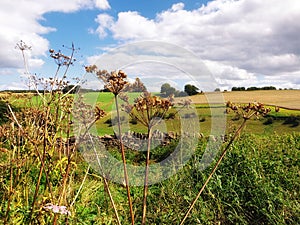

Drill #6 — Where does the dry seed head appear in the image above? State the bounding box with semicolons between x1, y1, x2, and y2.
226;101;271;119
131;92;173;127
119;92;129;103
15;40;31;51
95;106;106;120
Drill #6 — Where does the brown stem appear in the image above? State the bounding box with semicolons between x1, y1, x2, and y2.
115;95;135;225
103;176;122;225
180;115;251;225
3;149;15;224
29;116;49;223
141;127;152;225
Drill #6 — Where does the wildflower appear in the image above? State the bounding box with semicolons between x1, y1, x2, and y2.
128;91;173;128
49;49;75;66
226;101;271;119
85;65;129;96
15;40;31;51
95;106;106;120
43;203;71;216
73;95;105;126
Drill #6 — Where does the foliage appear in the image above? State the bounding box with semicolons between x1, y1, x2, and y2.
62;85;80;94
247;86;277;91
0;100;18;125
232;86;277;91
184;84;199;96
232;86;246;91
160;83;177;97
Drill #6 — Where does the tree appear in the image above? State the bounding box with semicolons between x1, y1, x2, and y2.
232;87;245;91
184;84;199;96
160;83;176;97
130;78;147;92
62;85;80;94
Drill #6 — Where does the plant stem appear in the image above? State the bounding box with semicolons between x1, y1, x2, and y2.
29;113;49;223
70;164;90;207
141;127;152;225
179;117;250;225
103;176;122;225
3;147;15;225
115;95;135;225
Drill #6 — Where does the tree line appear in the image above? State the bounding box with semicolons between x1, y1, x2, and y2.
231;86;277;91
160;83;201;97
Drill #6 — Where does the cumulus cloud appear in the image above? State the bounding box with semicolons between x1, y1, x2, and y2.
0;0;109;71
94;0;300;89
94;0;111;10
171;3;185;12
93;14;115;38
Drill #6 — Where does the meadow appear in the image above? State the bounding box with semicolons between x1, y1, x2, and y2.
0;89;299;224
75;90;300;136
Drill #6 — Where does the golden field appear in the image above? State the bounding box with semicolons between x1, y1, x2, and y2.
187;90;300;110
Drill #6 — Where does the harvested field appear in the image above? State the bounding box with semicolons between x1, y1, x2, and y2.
187;90;300;110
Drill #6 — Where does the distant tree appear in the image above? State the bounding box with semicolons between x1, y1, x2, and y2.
184;84;199;96
160;83;176;97
246;86;276;91
246;86;259;91
232;87;245;91
130;78;147;92
261;86;276;90
62;85;80;94
177;91;188;97
214;88;221;92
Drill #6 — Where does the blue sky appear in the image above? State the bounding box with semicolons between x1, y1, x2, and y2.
40;0;207;59
1;0;300;91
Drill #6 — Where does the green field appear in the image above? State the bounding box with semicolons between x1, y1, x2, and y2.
70;91;300;136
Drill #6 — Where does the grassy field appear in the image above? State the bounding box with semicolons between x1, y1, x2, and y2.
75;90;300;136
0;89;299;224
1;90;299;136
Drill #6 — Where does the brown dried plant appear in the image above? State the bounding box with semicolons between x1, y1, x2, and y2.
85;65;134;225
3;41;93;224
123;91;173;225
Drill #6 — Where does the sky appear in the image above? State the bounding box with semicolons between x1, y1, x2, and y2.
1;0;300;91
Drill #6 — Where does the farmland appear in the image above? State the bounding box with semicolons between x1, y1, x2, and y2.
75;90;300;136
189;89;300;110
0;89;299;224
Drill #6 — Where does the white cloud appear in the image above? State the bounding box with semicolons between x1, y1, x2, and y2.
112;12;157;40
0;0;109;71
94;0;111;10
94;14;114;38
171;3;185;12
0;82;28;91
94;0;300;89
